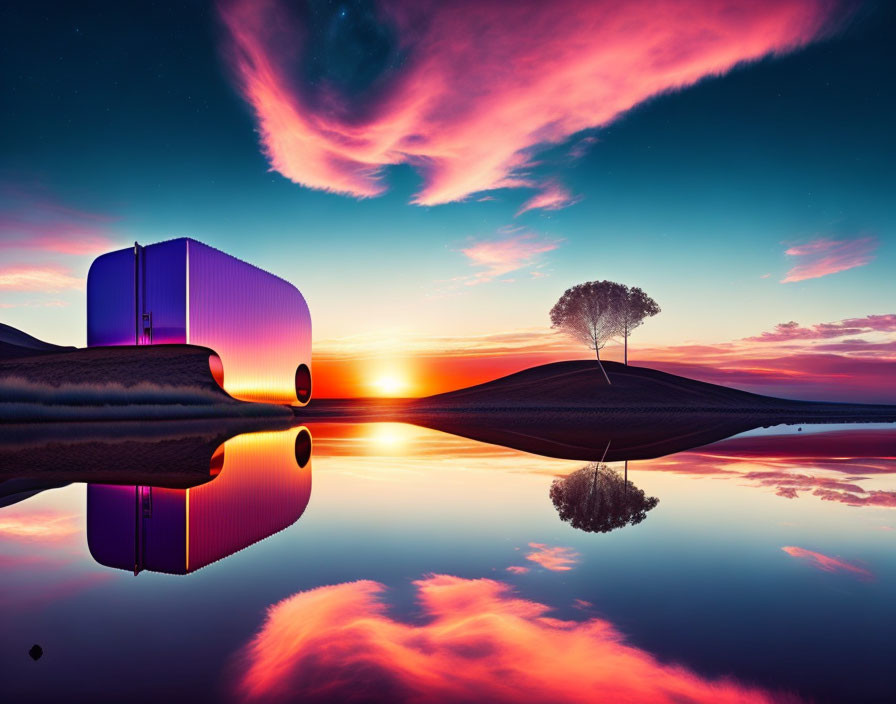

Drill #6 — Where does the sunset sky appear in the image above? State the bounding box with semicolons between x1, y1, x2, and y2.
2;1;894;400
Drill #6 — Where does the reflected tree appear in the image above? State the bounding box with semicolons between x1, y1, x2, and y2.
550;462;659;533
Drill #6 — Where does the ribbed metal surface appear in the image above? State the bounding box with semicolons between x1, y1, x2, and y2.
187;240;311;404
141;239;187;344
86;249;137;346
186;427;312;572
86;237;312;405
85;427;312;575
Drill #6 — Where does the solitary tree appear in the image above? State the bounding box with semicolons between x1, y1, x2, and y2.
549;280;624;384
549;462;659;534
613;285;660;365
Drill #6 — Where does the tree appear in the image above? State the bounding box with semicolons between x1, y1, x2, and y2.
549;462;659;534
549;280;624;385
613;285;660;365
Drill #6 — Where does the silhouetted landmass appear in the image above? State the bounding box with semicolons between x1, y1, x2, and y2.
417;361;896;414
300;361;896;461
0;416;294;506
0;322;74;360
0;341;292;422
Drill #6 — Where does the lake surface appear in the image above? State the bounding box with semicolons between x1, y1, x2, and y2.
1;420;894;703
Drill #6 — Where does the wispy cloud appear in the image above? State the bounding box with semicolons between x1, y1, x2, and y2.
782;546;872;579
219;0;845;205
525;543;580;571
516;183;580;216
0;265;83;291
0;183;118;255
237;574;783;703
781;236;877;283
0;512;80;541
745;315;896;342
0;299;69;309
459;228;561;285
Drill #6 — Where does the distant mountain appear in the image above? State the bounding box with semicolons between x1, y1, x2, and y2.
0;323;75;360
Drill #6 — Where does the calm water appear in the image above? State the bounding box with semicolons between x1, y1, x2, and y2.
1;421;894;703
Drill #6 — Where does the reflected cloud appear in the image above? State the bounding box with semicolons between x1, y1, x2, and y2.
640;428;896;510
236;574;794;703
782;546;872;579
525;543;579;571
550;462;659;533
0;511;80;541
87;427;312;575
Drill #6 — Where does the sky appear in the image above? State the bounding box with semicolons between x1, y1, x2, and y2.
1;0;894;400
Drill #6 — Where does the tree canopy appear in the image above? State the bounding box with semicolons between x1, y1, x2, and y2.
549;462;659;534
613;286;660;364
549;280;622;383
549;280;660;381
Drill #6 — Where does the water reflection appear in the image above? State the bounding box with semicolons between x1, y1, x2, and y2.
410;414;760;461
236;574;786;704
0;418;296;507
550;461;659;533
87;427;312;575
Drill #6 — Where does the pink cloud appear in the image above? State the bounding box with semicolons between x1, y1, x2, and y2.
0;183;118;255
516;183;580;216
460;229;560;284
781;546;872;579
640;428;896;508
0;265;83;292
525;542;580;571
219;0;845;204
506;565;530;574
745;315;896;343
236;574;790;703
781;236;877;283
0;512;80;541
0;299;69;309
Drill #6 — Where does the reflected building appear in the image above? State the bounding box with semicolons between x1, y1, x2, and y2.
550;462;658;533
87;238;312;405
87;427;312;575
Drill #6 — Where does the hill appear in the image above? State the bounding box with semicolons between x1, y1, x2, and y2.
418;360;895;415
393;360;896;460
0;342;291;422
0;322;74;360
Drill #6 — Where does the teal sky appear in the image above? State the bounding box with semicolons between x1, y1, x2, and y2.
1;1;894;396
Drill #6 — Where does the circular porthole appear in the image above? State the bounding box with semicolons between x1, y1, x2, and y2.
209;444;225;477
295;364;312;404
208;353;225;388
294;428;312;468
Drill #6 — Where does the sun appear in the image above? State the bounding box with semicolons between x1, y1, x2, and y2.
372;375;407;396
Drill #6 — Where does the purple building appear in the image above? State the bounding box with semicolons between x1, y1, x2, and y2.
87;427;313;575
87;238;311;405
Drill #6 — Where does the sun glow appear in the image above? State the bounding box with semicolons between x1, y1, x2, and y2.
371;374;408;396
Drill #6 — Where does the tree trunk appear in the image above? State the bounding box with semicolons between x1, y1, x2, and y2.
624;320;628;365
595;347;611;385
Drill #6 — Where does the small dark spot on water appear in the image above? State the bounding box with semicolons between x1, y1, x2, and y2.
29;644;43;661
798;427;802;432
